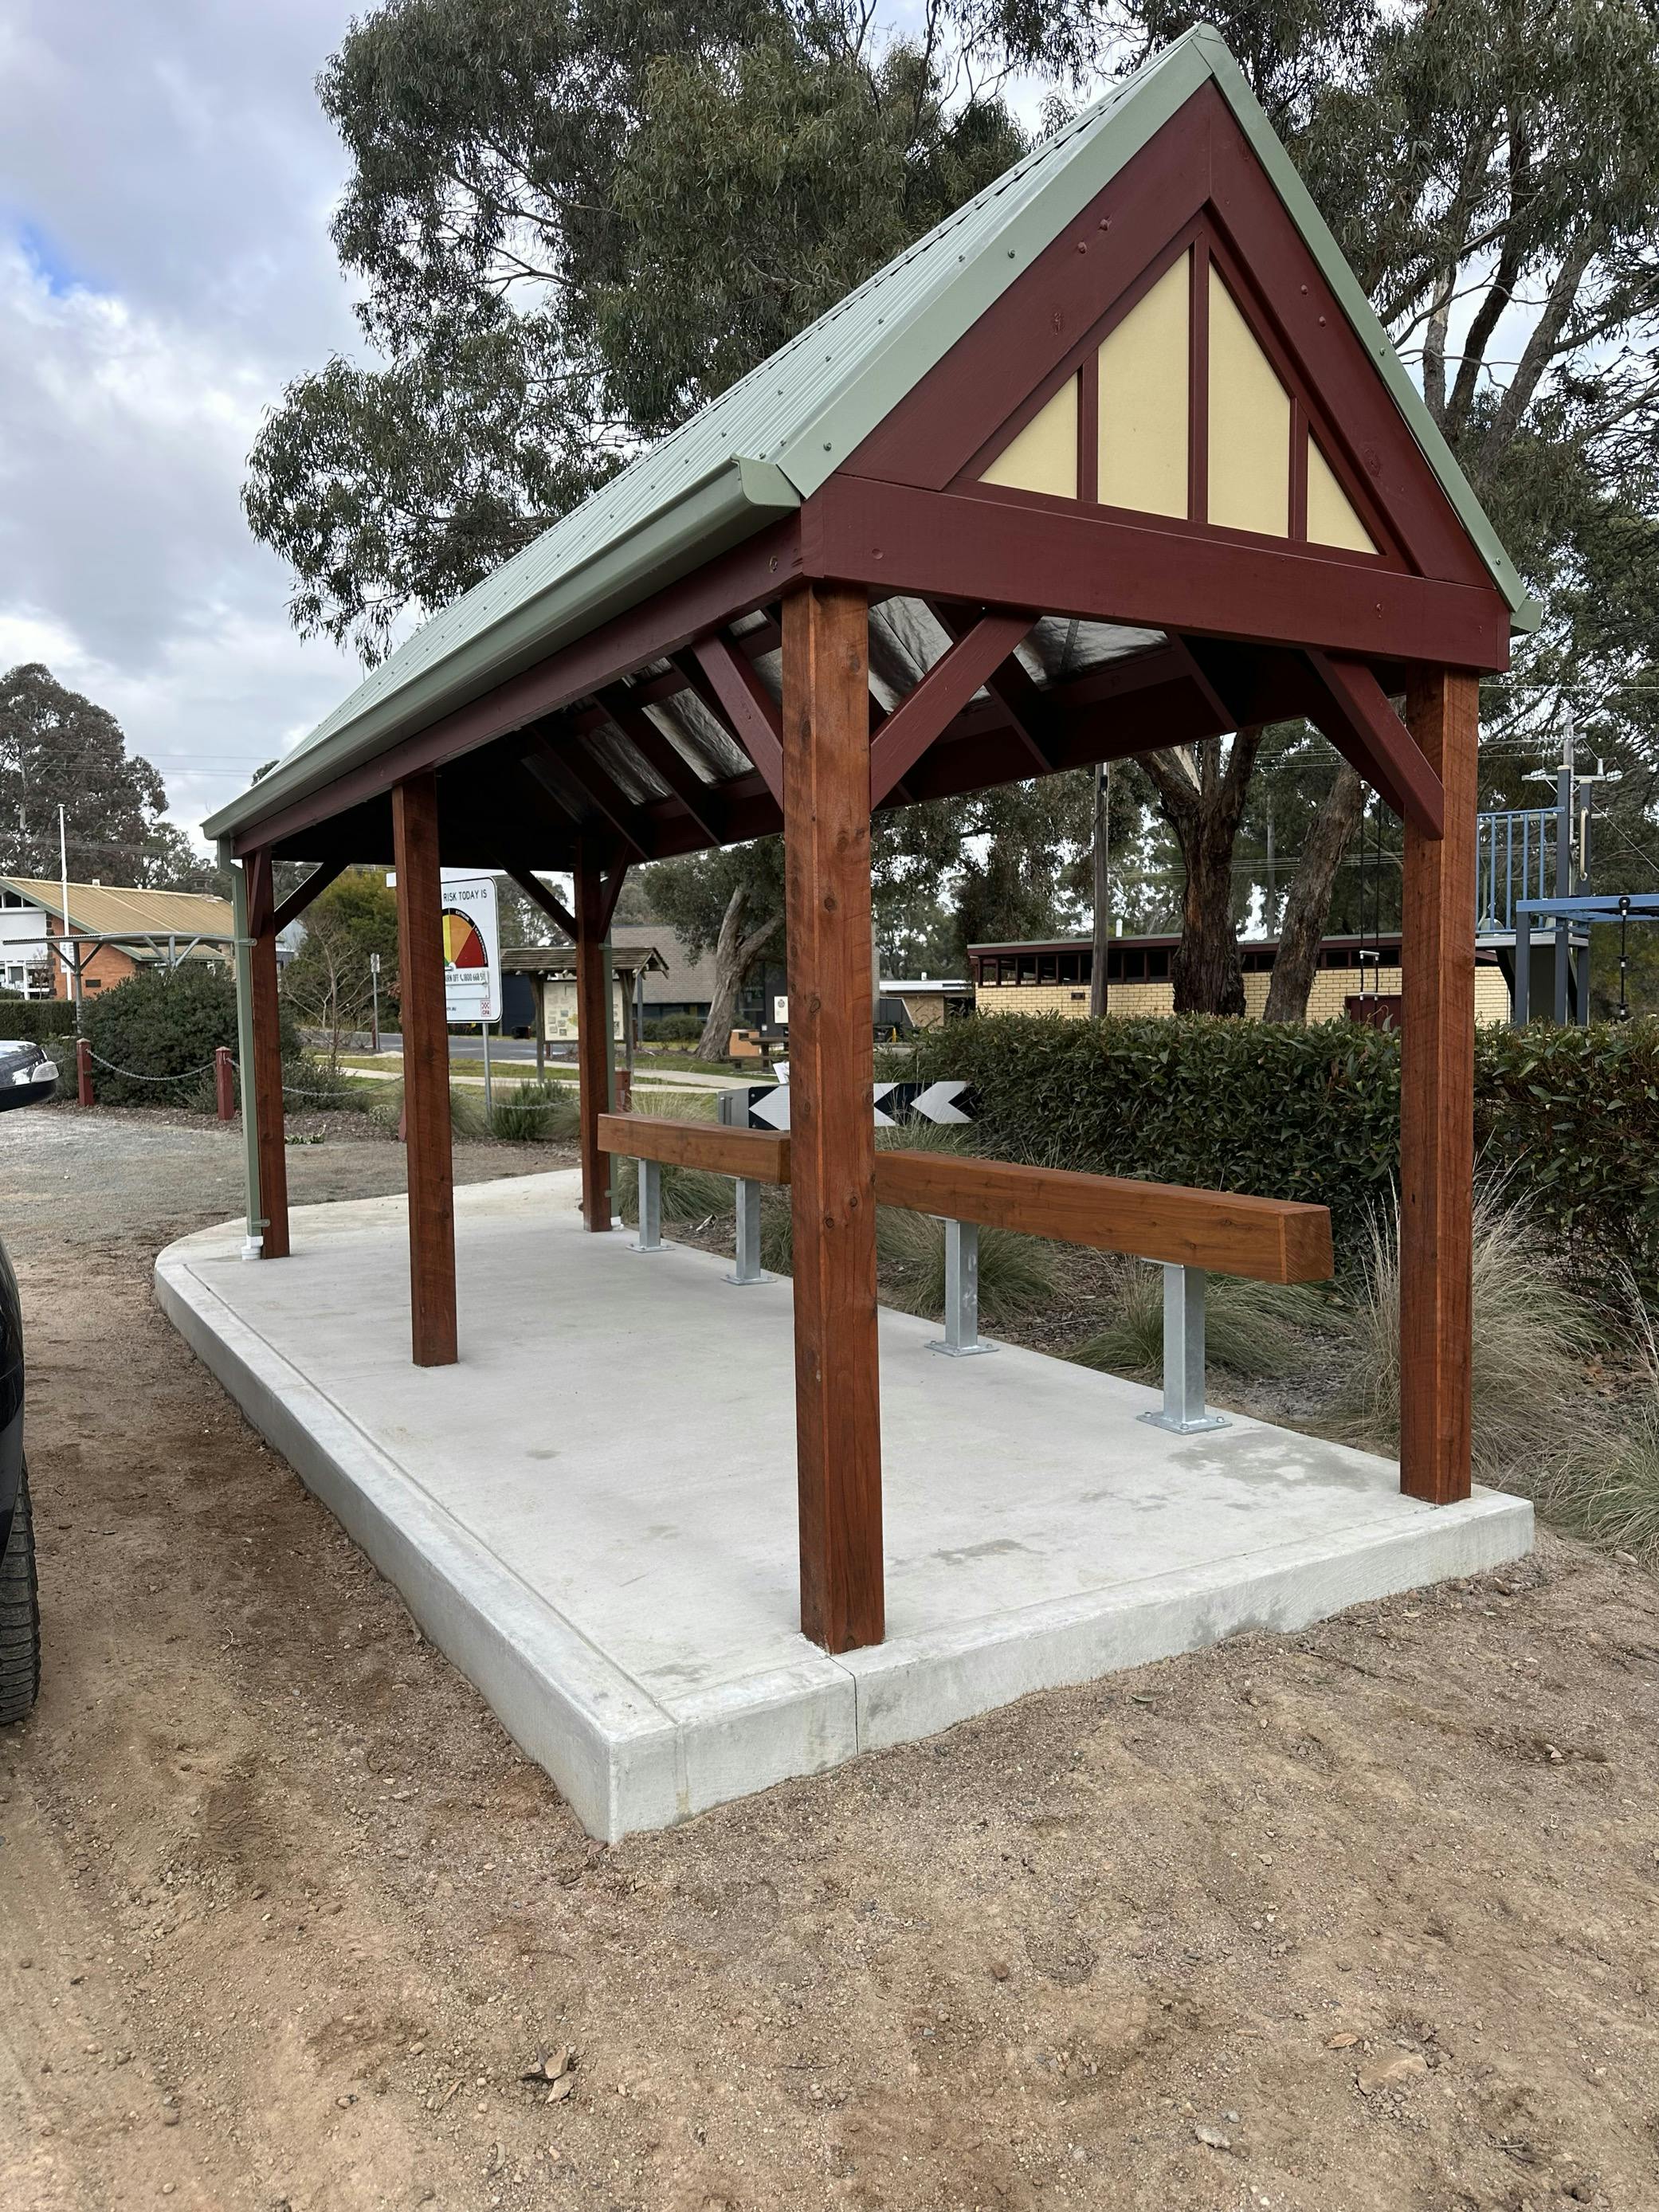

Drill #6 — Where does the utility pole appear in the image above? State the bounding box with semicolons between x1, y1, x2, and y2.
1090;760;1112;1018
58;803;80;1023
1553;716;1574;1026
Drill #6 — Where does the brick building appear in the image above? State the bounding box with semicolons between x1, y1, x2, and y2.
970;932;1512;1026
0;878;234;1000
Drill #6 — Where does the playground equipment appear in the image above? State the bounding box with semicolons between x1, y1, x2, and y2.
1477;724;1641;1026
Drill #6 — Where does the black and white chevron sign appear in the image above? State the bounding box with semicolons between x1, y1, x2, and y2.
717;1080;975;1133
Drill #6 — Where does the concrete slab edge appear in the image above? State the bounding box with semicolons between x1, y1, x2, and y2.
155;1241;858;1840
844;1489;1533;1751
156;1245;678;1840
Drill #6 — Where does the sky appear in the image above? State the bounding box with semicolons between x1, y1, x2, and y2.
0;0;366;848
0;2;1063;864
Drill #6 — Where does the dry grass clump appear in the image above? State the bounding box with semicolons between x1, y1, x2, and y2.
1068;1261;1328;1383
488;1079;579;1143
1324;1184;1598;1482
1532;1288;1659;1563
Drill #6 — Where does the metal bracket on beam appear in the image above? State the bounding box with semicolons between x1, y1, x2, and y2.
629;1157;665;1253
928;1218;996;1358
725;1176;771;1284
1138;1264;1229;1434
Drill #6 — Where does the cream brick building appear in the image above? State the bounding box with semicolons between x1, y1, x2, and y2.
970;935;1512;1026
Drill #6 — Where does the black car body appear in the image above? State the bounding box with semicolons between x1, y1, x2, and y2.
0;1033;58;1719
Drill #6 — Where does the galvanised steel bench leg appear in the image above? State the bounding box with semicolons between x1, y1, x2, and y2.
726;1176;768;1284
629;1157;663;1253
1139;1263;1228;1433
928;1218;994;1357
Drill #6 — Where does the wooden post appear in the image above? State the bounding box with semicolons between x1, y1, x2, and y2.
1400;669;1477;1504
214;1045;235;1123
782;582;884;1652
575;851;613;1230
245;849;290;1260
392;773;457;1366
75;1037;92;1108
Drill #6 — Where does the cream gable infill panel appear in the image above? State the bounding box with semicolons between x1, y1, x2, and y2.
1206;267;1289;537
980;375;1079;499
1097;253;1190;518
1307;434;1378;554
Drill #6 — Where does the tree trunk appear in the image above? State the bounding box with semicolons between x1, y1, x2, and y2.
1171;805;1247;1014
1263;761;1367;1022
1141;731;1262;1017
696;884;781;1059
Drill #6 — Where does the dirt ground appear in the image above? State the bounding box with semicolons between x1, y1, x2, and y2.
2;1105;1657;2212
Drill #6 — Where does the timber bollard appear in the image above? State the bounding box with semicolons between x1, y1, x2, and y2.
76;1038;92;1108
214;1045;236;1122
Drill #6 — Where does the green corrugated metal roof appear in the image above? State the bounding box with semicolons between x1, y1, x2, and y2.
207;24;1531;845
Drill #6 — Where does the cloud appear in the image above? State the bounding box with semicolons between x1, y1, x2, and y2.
0;1;366;847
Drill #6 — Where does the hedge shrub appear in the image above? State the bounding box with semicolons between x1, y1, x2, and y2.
0;997;78;1044
912;1013;1659;1287
642;1013;705;1043
78;966;297;1110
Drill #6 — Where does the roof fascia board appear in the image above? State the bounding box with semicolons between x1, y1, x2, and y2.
1189;28;1536;630
204;456;798;844
771;41;1214;504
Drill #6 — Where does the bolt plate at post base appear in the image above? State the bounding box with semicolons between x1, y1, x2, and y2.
1138;1407;1230;1435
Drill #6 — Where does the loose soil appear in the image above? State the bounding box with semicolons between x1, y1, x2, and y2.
2;1105;1657;2212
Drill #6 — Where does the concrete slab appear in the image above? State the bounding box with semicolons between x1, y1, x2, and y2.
155;1170;1532;1839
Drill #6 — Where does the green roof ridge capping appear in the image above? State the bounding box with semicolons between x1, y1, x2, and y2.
206;25;1531;845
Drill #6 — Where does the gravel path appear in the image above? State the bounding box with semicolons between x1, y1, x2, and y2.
1;1103;1656;2212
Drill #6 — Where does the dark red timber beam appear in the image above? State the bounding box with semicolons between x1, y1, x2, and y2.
1304;649;1445;837
595;681;729;845
688;631;786;804
928;602;1053;771
504;865;577;940
803;478;1512;671
868;610;1037;804
270;857;348;935
230;521;801;857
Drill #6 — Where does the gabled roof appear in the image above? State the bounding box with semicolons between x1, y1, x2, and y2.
0;877;233;938
206;22;1528;847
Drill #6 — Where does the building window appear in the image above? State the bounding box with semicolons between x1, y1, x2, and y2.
1016;955;1037;984
1037;955;1058;983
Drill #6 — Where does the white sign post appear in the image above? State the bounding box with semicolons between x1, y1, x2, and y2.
439;873;501;1026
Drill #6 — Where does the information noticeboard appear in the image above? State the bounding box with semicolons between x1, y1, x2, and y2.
439;873;501;1025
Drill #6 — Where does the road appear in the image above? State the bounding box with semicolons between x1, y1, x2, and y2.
1;1104;1655;2211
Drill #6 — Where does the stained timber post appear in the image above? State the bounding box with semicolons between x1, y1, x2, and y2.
1400;669;1477;1504
245;846;290;1261
575;847;614;1231
782;581;884;1652
392;772;458;1366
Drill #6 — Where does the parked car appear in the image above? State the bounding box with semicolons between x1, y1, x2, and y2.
0;1037;57;1724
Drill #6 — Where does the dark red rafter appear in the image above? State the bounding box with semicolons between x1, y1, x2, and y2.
868;610;1036;805
595;682;728;845
271;857;348;936
1304;649;1444;838
929;603;1053;772
524;731;653;862
689;632;786;804
504;865;577;940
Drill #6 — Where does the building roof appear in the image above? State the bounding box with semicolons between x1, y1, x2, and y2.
503;943;667;979
0;877;233;940
203;24;1528;851
608;922;727;1006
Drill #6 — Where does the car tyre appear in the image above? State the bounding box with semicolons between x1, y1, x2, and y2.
0;1460;40;1724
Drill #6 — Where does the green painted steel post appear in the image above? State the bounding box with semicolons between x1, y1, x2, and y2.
226;847;266;1257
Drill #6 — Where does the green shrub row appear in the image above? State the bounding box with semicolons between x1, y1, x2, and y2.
642;1013;705;1043
910;1013;1659;1287
0;996;79;1043
74;967;296;1109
